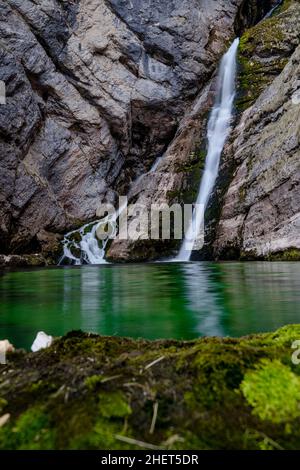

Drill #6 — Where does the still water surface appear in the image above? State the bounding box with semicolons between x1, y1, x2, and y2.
0;262;299;349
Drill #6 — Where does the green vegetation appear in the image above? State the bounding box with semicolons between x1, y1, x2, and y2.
1;326;300;449
0;398;8;414
167;147;207;207
236;0;296;111
241;359;300;423
0;407;55;450
267;248;300;262
241;248;300;261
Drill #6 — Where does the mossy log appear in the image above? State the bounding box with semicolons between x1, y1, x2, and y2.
1;325;300;450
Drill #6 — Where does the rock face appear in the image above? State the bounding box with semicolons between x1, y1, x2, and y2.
213;2;300;260
0;0;296;263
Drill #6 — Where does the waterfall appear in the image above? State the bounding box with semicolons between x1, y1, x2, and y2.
60;155;164;265
263;0;283;19
60;200;128;265
60;39;239;266
175;38;239;262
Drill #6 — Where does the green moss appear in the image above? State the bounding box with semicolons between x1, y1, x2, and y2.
84;374;104;391
241;359;300;423
0;407;54;450
241;324;300;349
277;0;296;14
0;398;8;414
1;326;300;449
236;4;293;111
176;149;206;173
267;248;300;261
241;248;300;262
68;232;82;243
99;391;132;419
26;380;57;396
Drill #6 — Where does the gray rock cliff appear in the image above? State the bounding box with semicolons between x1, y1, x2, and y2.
0;0;296;263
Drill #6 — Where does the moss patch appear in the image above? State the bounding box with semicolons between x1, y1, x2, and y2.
236;1;299;111
0;407;55;450
99;391;132;419
267;248;300;261
241;248;300;262
241;359;300;423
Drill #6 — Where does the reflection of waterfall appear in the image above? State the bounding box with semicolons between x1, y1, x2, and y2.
79;267;101;332
176;39;239;261
181;263;224;337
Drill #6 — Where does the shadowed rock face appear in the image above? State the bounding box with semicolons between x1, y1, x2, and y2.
0;0;284;262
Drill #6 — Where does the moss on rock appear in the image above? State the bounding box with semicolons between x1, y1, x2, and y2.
1;326;300;449
236;0;300;111
0;406;55;450
267;248;300;261
241;248;300;261
241;359;300;424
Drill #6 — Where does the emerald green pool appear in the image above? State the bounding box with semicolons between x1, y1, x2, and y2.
0;262;299;350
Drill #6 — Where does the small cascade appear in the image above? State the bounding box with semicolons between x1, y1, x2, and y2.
59;155;164;265
176;38;240;262
60;200;127;265
263;0;283;19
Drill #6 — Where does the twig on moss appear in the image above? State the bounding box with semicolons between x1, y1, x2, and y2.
149;401;158;434
144;355;165;371
115;434;162;450
101;374;123;383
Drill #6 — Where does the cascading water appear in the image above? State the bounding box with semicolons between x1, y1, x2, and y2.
60;38;240;266
60;154;165;265
176;38;240;262
60;200;128;265
263;0;283;19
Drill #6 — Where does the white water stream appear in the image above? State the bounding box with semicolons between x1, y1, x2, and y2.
60;157;164;265
175;38;240;262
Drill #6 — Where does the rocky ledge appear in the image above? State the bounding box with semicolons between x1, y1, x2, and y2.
0;325;300;449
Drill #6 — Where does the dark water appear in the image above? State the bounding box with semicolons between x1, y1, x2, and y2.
0;262;299;350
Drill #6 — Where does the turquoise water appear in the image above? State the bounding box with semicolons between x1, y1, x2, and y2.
0;262;299;350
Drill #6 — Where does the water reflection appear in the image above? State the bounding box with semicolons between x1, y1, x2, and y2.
0;262;299;349
181;263;224;336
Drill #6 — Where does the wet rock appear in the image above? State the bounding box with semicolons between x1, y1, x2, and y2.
0;254;47;267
